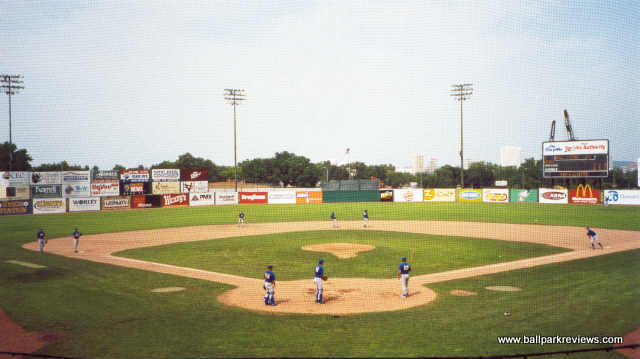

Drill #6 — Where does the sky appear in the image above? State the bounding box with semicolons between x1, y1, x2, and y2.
0;1;638;170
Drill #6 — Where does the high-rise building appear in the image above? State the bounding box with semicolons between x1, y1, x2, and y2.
463;158;474;170
413;154;425;174
500;146;521;167
426;157;438;173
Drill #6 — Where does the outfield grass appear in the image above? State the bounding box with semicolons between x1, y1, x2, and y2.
0;202;638;358
116;230;569;280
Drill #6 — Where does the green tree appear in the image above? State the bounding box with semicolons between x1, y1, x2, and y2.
151;153;224;182
33;161;88;171
0;142;32;171
242;152;321;187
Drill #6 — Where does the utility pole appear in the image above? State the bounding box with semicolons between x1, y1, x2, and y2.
450;83;472;188
1;74;24;172
224;89;246;192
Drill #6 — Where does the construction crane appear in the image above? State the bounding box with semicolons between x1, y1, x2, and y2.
549;109;576;141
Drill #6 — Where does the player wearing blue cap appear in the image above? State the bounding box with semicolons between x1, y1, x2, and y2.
72;227;82;253
397;256;411;297
314;259;327;303
37;228;46;253
264;265;276;305
238;210;245;225
586;226;604;249
363;209;369;227
330;211;338;228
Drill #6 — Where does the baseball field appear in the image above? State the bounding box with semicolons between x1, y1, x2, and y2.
1;202;639;358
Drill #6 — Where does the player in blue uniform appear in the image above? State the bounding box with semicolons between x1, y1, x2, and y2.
397;256;411;297
586;226;603;249
238;210;245;225
72;227;82;253
264;265;276;305
37;228;46;253
314;259;326;303
363;209;369;227
330;211;338;228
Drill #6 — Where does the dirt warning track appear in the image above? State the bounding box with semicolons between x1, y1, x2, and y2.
23;221;640;315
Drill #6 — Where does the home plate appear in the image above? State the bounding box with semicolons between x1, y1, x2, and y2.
6;260;47;269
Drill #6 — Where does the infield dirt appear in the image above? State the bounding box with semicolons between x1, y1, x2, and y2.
23;220;640;315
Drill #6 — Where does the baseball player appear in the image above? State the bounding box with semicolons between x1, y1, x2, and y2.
363;209;369;227
330;211;338;228
37;228;46;253
586;226;604;249
397;256;411;297
72;227;82;253
263;264;276;306
238;210;245;225
314;259;327;303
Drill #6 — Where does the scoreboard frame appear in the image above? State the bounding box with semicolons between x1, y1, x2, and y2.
542;139;609;178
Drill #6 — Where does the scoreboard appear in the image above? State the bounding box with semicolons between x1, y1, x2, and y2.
542;139;609;178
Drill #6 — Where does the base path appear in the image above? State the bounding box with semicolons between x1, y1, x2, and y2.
23;221;640;315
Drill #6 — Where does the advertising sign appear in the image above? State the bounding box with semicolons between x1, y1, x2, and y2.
379;189;394;202
457;189;482;202
180;169;208;182
538;188;569;204
482;188;510;203
69;197;100;212
101;196;131;210
120;182;147;195
62;171;91;198
91;179;120;196
215;192;238;205
31;184;63;198
296;190;323;204
268;190;296;204
152;181;180;194
151;169;180;182
180;181;208;193
604;190;640;205
495;180;508;187
189;192;215;206
2;186;30;200
569;184;600;204
542;139;609;178
30;172;62;185
93;170;119;179
509;189;538;203
120;169;150;182
423;188;456;202
239;191;268;204
162;193;189;207
0;200;32;216
33;198;66;214
0;171;32;186
132;195;162;209
393;189;424;202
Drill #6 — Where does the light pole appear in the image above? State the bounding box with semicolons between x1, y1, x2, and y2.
450;83;472;188
1;74;24;171
224;89;246;192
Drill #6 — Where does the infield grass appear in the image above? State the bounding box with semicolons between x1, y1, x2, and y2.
116;230;569;280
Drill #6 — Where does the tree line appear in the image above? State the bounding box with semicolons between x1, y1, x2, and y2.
1;142;637;189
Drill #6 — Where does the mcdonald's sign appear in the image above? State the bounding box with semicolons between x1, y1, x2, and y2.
569;184;600;204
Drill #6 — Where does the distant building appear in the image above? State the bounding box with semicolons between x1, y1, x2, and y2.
426;157;438;173
500;146;521;167
612;160;638;173
463;159;474;170
413;154;425;174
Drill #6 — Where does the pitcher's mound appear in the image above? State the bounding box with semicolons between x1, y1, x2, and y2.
451;289;477;296
151;287;186;293
301;243;375;258
485;286;522;292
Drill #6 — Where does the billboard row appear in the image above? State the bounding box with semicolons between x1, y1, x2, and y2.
569;184;600;204
189;192;215;206
458;189;482;202
482;188;509;203
31;172;62;185
180;169;208;181
296;190;322;204
604;190;640;205
120;170;150;183
91;179;120;197
379;189;393;202
101;196;131;210
152;181;180;195
62;171;91;198
0;171;31;186
162;193;189;207
32;184;63;198
239;192;268;204
33;198;66;214
268;190;296;204
69;197;101;212
132;195;162;209
216;192;238;205
1;186;30;200
181;181;208;193
151;169;180;182
538;188;569;204
393;189;423;202
423;188;456;202
510;189;538;202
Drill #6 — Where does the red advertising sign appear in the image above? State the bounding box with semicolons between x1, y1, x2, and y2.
238;191;268;204
132;195;147;209
180;169;208;181
162;193;189;207
569;184;600;204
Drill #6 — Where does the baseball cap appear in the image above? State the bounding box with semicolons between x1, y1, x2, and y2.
402;257;407;261
318;259;324;264
267;265;273;269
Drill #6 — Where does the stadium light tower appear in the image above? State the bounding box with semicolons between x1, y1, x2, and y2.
450;83;472;188
1;74;24;172
224;89;246;192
